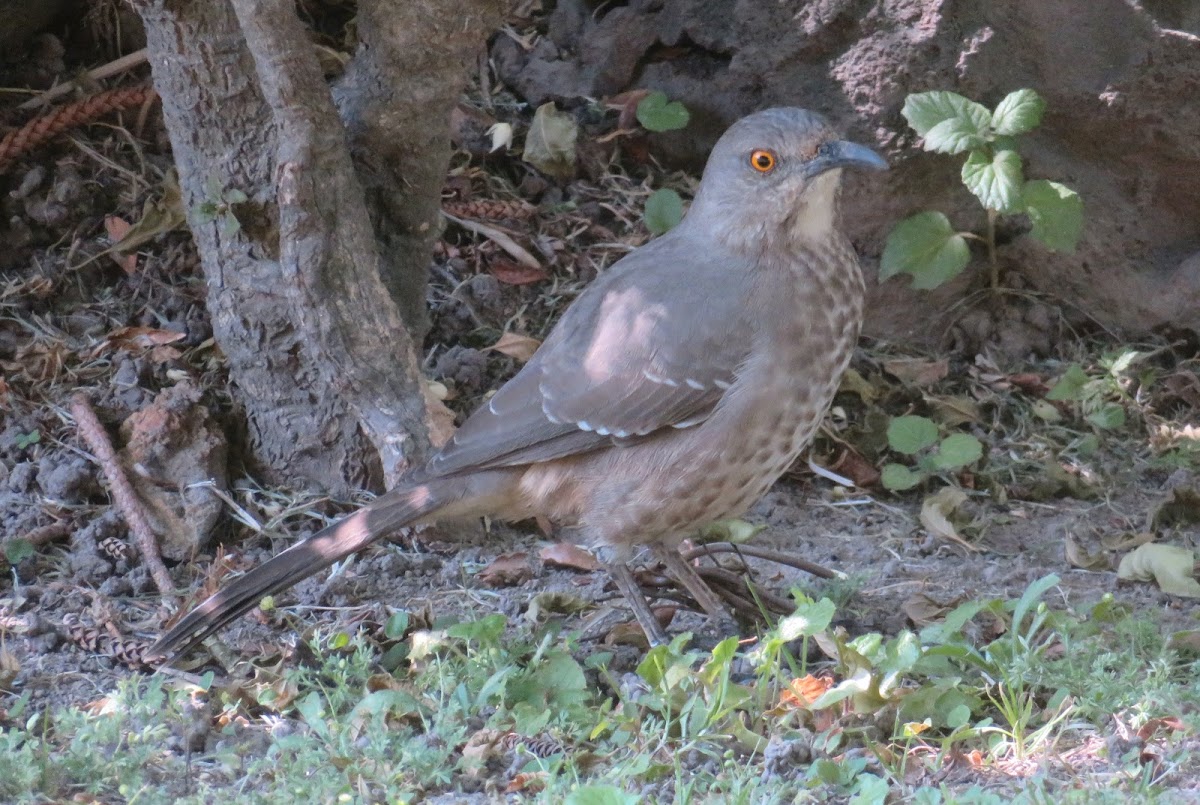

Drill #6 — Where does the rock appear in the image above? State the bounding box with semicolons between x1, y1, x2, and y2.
493;0;1200;342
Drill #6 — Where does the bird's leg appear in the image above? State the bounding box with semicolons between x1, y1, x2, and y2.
605;561;670;646
652;544;741;637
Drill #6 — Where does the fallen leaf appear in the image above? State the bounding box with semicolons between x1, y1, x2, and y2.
1007;373;1051;396
919;487;979;551
829;446;880;487
98;326;186;355
1065;534;1109;571
505;772;548;794
884;358;948;387
488;258;549;286
925;394;983;427
523;102;577;180
103;216;138;273
837;367;878;402
524;591;592;623
1117;543;1200;597
779;674;834;708
488;331;541;363
477;552;534;587
109;170;187;255
539;542;600;572
901;592;960;627
1101;531;1154;553
1136;716;1187;742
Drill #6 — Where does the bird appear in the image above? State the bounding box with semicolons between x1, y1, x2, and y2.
148;107;887;661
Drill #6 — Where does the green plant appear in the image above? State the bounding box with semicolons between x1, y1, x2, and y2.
881;89;1083;291
196;174;248;237
881;414;983;491
636;91;690;133
637;92;690;234
1043;349;1148;432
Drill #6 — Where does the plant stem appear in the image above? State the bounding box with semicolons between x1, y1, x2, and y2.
987;208;999;291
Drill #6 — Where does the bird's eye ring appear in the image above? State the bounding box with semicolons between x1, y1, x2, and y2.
749;149;777;173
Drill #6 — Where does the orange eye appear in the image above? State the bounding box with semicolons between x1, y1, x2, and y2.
750;149;777;173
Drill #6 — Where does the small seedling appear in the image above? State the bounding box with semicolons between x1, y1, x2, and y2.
196;174;248;237
636;91;690;133
881;414;983;491
637;92;690;234
881;89;1083;291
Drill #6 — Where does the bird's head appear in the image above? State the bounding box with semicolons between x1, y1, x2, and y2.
685;107;887;254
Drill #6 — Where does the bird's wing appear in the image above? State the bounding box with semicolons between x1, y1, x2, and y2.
427;235;757;476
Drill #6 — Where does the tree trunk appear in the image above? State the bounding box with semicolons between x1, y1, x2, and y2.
133;0;499;494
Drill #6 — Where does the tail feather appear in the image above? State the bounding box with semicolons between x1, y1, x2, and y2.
148;481;446;662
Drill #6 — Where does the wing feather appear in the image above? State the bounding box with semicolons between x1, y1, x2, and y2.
427;234;756;477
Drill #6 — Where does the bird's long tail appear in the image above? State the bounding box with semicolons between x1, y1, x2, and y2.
148;472;494;663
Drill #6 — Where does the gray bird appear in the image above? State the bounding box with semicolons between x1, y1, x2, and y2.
149;107;887;660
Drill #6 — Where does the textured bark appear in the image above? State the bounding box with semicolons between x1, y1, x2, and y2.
134;0;496;494
334;0;502;339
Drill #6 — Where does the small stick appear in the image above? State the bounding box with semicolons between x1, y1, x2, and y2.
70;394;177;602
17;49;150;111
681;541;841;580
696;565;796;614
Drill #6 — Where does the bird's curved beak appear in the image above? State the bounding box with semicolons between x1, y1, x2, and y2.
805;140;889;179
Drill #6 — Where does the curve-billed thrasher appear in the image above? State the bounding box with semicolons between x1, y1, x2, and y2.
150;107;887;660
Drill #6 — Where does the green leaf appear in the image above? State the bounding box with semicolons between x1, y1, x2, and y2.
902;91;992;139
3;538;35;564
932;433;983;470
881;464;924;491
779;597;836;640
880;211;971;290
1022;179;1083;252
922;116;988;155
14;430;39;449
566;783;641;805
384;611;409;640
961;149;1024;213
1086;403;1126;430
991;89;1045;135
849;773;890;805
644;188;683;234
887;415;940;455
1045;364;1089;401
636;91;690;132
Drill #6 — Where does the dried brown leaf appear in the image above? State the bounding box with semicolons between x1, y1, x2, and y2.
103;216;138;274
919;487;979;551
488;258;549;286
1065;534;1110;571
478;551;534;587
539;542;600;572
488;331;542;363
884;358;948;387
902;592;960;627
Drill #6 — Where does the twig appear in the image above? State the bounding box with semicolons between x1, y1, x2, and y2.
0;85;157;174
443;211;542;269
69;394;177;602
17;49;150;111
696;565;797;614
681;541;842;580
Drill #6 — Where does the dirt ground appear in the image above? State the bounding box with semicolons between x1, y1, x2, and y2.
1;22;1199;802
